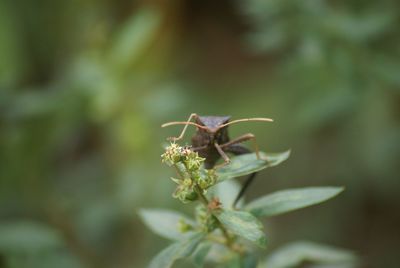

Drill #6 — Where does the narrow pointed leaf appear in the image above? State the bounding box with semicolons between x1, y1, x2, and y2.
216;210;266;247
260;150;291;167
245;187;344;218
149;233;204;268
216;151;290;182
139;209;195;240
260;241;358;268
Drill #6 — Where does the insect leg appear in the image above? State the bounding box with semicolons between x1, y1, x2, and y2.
168;113;199;141
214;143;231;169
220;133;261;159
191;145;208;152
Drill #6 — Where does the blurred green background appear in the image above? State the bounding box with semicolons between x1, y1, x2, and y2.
0;0;399;267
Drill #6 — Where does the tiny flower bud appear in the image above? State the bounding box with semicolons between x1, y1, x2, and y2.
208;197;222;211
178;218;193;233
198;178;208;189
170;177;180;184
181;146;193;158
183;178;192;186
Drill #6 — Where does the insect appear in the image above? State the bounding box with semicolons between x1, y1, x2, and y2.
161;113;273;206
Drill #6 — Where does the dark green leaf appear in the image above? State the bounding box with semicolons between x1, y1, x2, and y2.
149;233;204;268
245;187;344;217
260;241;358;268
217;151;290;183
216;210;266;247
139;209;195;240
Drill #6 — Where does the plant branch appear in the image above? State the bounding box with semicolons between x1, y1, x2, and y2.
194;185;234;247
172;152;240;254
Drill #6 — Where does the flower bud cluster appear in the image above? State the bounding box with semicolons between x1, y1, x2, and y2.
161;143;183;166
198;169;217;190
172;177;198;203
161;143;217;203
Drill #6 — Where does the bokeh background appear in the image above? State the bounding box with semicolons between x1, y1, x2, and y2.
0;0;399;267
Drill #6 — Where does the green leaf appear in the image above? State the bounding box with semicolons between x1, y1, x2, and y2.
149;233;204;268
0;221;64;254
203;243;230;263
245;187;344;217
213;180;243;208
139;209;195;240
260;241;358;268
191;242;212;267
216;210;266;247
260;151;291;167
216;151;290;183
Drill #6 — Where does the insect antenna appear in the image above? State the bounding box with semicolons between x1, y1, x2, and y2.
161;121;209;130
218;117;273;128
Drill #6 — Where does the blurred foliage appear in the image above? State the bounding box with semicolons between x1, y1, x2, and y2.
0;0;399;267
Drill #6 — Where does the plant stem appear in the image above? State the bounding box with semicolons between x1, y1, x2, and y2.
175;159;239;253
207;234;245;255
194;186;233;247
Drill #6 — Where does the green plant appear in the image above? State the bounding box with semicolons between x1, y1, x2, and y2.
139;143;357;268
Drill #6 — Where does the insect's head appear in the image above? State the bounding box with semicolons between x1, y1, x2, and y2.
196;116;231;133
